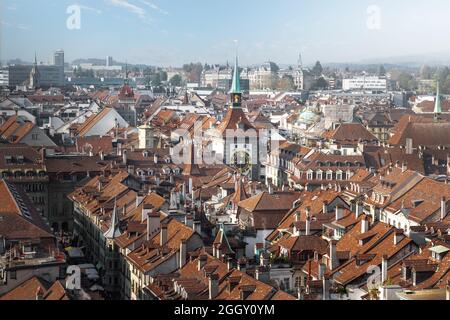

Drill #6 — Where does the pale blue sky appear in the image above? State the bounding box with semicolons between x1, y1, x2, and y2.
1;0;450;66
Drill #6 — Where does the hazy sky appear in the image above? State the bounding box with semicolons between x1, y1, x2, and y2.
1;0;450;67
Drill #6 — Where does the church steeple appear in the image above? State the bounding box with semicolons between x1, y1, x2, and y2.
434;81;442;121
230;54;242;108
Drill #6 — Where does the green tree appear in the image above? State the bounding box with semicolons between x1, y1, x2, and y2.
398;72;414;90
313;77;328;90
160;70;168;82
151;73;161;86
379;65;386;77
183;62;203;83
277;75;295;91
169;74;183;87
312;61;323;78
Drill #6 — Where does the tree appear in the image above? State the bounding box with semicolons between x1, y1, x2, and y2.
420;65;433;80
277;75;295;91
312;61;323;78
398;72;416;90
169;74;182;87
378;65;386;77
159;70;168;82
313;77;328;90
150;73;161;86
183;62;203;83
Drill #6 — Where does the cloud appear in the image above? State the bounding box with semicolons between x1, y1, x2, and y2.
105;0;146;19
77;4;102;14
1;20;30;31
138;0;168;15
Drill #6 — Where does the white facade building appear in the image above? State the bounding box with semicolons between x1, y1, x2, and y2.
343;76;387;91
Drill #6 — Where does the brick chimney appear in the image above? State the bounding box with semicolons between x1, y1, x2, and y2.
381;254;388;284
318;263;326;280
305;211;311;236
322;275;331;300
146;208;159;241
394;230;404;245
361;216;369;234
323;201;329;214
329;240;338;270
122;149;127;165
441;197;447;220
335;205;345;221
179;238;187;268
160;223;168;246
198;254;207;271
208;273;219;300
446;280;450;301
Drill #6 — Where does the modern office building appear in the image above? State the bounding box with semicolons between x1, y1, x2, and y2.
342;76;387;91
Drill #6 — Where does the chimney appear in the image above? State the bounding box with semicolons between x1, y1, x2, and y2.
136;192;144;208
198;254;207;271
405;138;413;155
318;263;326;280
122;149;127;165
160;224;168;246
146;208;159;241
193;220;202;235
394;230;404;245
268;182;274;195
446;280;450;301
323;201;329;214
99;151;104;161
305;211;311;236
209;274;219;300
255;266;270;283
295;211;300;222
329;240;338;270
179;238;187;268
355;201;363;219
381;255;388;284
322;275;330;301
401;162;407;173
361;216;369;234
154;153;158;164
189;178;193;194
227;258;234;271
237;258;247;273
335;205;345;221
35;287;44;301
441;197;447;220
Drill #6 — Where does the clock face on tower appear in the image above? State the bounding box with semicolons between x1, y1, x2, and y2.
232;93;241;105
231;150;251;174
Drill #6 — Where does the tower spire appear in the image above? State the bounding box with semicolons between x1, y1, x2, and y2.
230;41;242;108
434;80;442;121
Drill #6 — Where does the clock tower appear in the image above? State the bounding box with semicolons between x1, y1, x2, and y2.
212;54;261;181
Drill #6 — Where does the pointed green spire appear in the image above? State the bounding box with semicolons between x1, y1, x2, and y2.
434;81;442;115
230;55;241;94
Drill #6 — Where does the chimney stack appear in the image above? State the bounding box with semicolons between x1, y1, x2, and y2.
179;239;187;268
154;153;158;164
446;280;450;301
405;138;413;155
99;151;104;161
401;162;408;173
329;240;338;270
193;220;202;235
322;275;331;301
355;201;363;219
381;255;388;284
335;205;344;221
318;263;326;280
361;216;369;234
146;208;159;241
394;230;404;245
227;258;234;271
198;254;207;271
441;197;447;220
209;274;219;300
160;224;168;246
122;149;127;165
323;201;329;214
305;211;311;236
